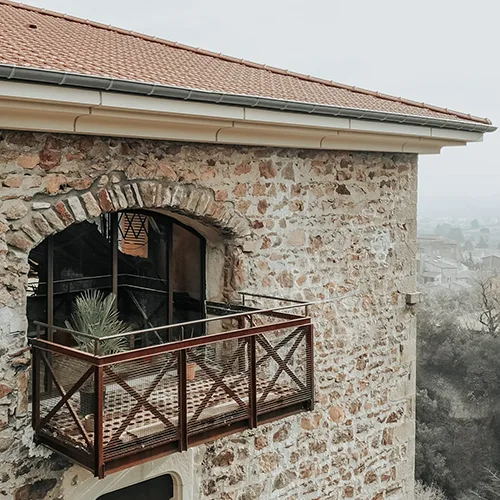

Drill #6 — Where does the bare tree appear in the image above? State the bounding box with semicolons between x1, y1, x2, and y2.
465;469;500;499
477;277;500;336
415;481;447;500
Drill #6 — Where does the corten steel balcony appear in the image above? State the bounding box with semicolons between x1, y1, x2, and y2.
29;296;315;478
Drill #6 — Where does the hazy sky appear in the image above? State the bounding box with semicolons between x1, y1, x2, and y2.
21;0;500;216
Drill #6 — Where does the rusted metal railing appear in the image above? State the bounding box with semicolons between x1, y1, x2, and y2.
29;301;315;478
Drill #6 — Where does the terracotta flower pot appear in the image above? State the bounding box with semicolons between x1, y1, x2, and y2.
186;363;197;381
83;414;94;433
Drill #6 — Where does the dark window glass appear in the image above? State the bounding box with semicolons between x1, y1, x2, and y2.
27;211;206;345
172;222;204;339
27;237;47;334
27;218;112;343
117;212;170;346
97;474;174;500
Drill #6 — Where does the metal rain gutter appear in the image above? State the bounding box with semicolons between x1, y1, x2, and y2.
0;64;496;134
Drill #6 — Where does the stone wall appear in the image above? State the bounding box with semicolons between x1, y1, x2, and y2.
0;130;417;499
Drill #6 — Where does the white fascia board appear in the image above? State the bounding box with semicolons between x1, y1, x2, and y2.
350;118;432;138
0;80;100;106
430;127;484;142
0;98;89;115
75;114;222;143
101;92;244;121
401;137;466;154
88;106;230;128
0;81;484;153
217;126;324;149
243;107;351;131
75;106;231;142
0;98;90;133
322;132;441;154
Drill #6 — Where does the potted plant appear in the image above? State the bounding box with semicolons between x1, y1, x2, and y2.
65;290;130;415
186;362;197;381
183;327;199;381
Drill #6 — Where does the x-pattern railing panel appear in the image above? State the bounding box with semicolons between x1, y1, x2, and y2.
102;354;178;457
39;351;94;452
186;340;250;427
31;312;314;478
256;327;308;405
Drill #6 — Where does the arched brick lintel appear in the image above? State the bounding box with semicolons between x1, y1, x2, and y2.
5;181;251;254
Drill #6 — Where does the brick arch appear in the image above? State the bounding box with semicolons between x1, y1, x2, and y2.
6;180;251;254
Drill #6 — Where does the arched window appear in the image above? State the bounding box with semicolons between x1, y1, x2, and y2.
97;474;174;500
27;210;206;345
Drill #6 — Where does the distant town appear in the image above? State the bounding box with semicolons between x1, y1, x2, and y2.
417;216;500;292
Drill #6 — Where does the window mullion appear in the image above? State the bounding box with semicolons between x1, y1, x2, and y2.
111;212;119;302
47;235;54;338
167;219;173;341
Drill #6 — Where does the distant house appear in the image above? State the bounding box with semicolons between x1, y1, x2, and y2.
421;270;441;285
481;253;500;270
418;235;463;262
0;1;495;499
456;269;475;286
468;249;500;268
419;257;459;285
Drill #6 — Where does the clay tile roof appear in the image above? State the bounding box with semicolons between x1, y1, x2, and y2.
0;0;492;127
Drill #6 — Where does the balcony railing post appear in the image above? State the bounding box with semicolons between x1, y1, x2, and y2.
178;349;188;452
306;324;315;411
94;364;105;478
249;336;257;428
237;317;245;372
31;346;40;432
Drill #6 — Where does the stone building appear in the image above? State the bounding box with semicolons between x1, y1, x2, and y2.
0;1;495;499
417;236;463;263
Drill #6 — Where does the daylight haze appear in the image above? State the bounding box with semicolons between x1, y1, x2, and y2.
22;0;500;218
1;2;497;497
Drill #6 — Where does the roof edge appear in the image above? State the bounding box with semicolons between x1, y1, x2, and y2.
0;0;493;126
0;64;496;134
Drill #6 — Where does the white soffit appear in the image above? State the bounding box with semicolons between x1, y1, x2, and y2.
0;81;481;154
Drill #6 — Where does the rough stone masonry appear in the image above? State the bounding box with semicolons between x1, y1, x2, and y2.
0;130;417;499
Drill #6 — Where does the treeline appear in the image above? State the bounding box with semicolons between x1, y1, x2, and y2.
416;281;500;499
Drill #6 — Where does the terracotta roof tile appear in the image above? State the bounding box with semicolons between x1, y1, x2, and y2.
0;0;491;126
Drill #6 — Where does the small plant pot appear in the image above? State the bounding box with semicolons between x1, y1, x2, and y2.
83;414;94;433
186;363;197;381
79;388;94;416
79;386;106;416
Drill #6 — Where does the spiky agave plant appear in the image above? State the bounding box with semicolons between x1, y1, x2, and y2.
65;290;130;355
